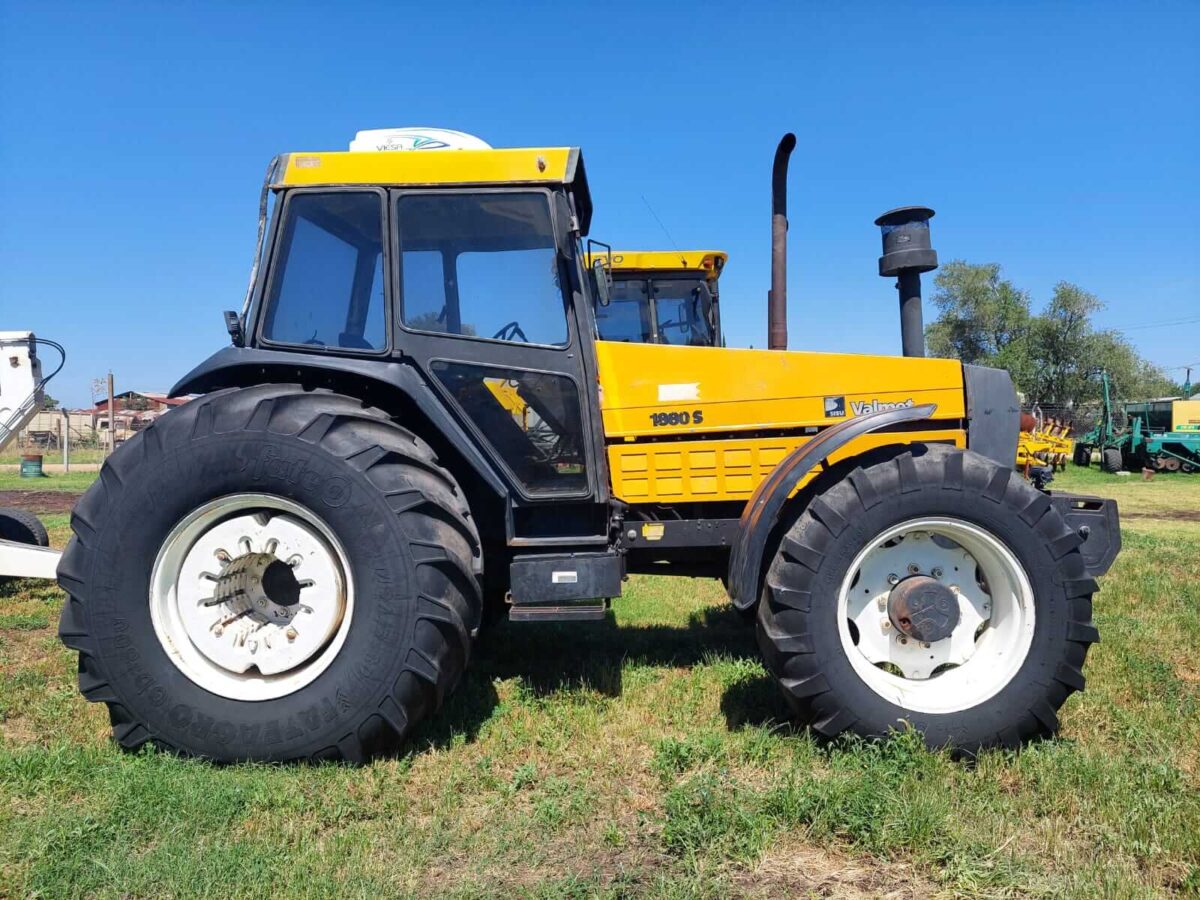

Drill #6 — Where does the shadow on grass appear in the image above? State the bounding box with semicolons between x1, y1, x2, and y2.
408;603;771;750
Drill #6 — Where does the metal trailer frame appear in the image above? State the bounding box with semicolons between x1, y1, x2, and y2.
0;331;64;580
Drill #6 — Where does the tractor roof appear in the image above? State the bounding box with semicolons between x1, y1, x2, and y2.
587;250;727;278
273;147;592;232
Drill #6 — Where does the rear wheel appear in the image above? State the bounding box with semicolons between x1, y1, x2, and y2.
1072;444;1091;468
756;444;1097;753
58;384;481;763
1101;448;1123;473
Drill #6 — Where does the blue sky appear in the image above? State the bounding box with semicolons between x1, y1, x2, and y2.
2;1;1197;407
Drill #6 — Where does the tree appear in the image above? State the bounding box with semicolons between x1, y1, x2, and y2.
41;393;60;410
925;261;1175;418
925;261;1036;390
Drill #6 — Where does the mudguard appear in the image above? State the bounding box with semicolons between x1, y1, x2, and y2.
170;346;509;498
726;403;938;611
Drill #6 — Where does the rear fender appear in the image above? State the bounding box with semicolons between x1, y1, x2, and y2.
170;347;508;499
726;403;937;611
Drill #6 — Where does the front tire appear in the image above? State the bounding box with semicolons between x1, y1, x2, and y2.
1101;448;1123;473
57;385;481;763
1072;444;1091;468
756;444;1098;753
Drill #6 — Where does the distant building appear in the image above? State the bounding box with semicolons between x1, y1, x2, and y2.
21;392;194;448
88;391;193;415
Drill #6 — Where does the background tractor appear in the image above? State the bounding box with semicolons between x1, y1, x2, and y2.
590;249;726;347
56;129;1120;763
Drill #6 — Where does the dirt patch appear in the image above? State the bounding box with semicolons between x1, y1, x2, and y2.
1122;509;1200;523
735;841;939;898
0;490;81;516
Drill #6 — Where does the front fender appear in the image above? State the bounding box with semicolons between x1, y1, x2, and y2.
726;403;938;611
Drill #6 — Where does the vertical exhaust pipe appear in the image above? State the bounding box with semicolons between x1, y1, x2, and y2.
769;133;797;351
875;206;938;357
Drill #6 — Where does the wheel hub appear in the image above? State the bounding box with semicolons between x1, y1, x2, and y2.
837;517;1036;714
888;575;959;643
150;495;353;701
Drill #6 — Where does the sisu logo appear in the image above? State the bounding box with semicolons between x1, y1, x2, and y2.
823;396;846;418
850;398;916;416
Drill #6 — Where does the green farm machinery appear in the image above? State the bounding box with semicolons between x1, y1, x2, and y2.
1074;371;1200;473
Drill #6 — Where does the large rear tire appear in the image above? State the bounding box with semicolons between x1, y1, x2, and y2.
57;385;481;763
1101;448;1123;473
756;444;1098;753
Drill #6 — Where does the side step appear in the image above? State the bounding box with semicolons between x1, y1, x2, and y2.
507;551;622;624
508;602;608;623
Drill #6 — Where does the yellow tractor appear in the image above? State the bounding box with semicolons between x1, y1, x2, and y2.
589;250;726;346
57;130;1120;763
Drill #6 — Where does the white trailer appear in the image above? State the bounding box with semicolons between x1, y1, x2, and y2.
0;331;63;579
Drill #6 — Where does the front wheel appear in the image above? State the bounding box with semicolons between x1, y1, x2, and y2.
1101;448;1123;473
58;385;481;763
756;444;1098;753
1072;444;1091;468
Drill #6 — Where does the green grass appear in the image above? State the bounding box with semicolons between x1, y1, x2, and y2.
0;470;100;493
0;467;1197;897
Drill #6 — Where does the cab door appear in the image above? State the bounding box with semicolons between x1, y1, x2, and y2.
389;188;605;506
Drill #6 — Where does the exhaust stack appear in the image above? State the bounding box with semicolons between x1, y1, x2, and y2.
875;206;938;358
768;133;797;351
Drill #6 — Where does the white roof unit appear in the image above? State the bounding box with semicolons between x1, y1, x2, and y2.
348;127;493;152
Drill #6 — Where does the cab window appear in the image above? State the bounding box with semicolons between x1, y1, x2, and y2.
261;192;386;350
397;192;568;346
596;279;654;342
654;279;714;346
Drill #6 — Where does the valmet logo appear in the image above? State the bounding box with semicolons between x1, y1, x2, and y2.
850;398;916;416
825;396;916;419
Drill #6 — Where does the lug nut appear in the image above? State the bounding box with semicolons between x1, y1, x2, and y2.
931;567;943;578
887;573;900;585
899;637;909;645
907;564;920;575
881;619;891;630
286;627;298;641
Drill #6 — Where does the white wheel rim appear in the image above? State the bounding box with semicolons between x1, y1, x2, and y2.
150;494;354;701
836;516;1035;715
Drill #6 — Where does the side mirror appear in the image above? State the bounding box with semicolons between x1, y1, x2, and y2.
224;310;245;347
592;258;612;306
586;238;613;306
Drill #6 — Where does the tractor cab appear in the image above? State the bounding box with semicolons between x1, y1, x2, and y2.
587;250;725;346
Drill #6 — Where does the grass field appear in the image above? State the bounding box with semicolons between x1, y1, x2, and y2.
1;466;1198;897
